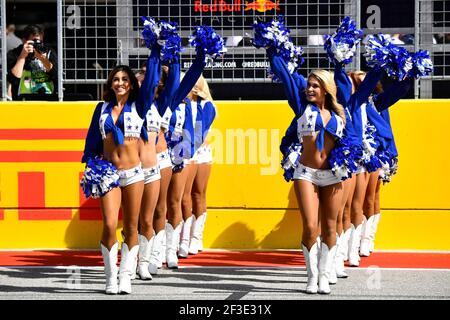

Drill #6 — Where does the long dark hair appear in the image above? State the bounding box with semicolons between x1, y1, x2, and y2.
103;65;140;102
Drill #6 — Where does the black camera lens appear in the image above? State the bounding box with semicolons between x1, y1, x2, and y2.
33;39;47;53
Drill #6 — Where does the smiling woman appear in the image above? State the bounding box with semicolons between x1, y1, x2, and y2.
81;64;147;295
264;47;347;295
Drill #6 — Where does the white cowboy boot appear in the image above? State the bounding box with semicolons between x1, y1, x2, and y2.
121;230;137;280
100;242;119;295
137;234;153;280
162;222;168;264
302;242;319;294
166;222;182;269
189;212;207;255
348;224;363;267
369;213;381;252
148;229;165;275
178;216;194;258
118;243;139;294
318;243;337;294
340;227;352;261
360;215;375;257
335;233;349;278
328;234;339;284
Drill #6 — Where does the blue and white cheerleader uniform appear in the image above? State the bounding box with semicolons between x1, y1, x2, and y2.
268;48;347;186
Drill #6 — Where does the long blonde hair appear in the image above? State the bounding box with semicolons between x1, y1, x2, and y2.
308;69;346;126
187;75;213;102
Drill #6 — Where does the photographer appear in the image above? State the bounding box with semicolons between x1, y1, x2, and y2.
7;24;57;100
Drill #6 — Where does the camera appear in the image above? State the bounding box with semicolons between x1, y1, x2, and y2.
32;39;48;53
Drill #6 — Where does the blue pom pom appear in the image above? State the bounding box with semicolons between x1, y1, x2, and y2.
364;34;413;80
252;15;291;49
409;50;433;79
379;156;398;183
80;158;120;199
280;143;303;182
141;16;160;49
158;20;183;63
251;15;304;79
324;16;363;65
189;26;227;62
328;137;359;181
141;17;183;62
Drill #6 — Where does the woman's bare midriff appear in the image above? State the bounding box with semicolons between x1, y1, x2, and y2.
103;134;141;170
300;132;336;170
155;130;167;153
139;132;158;167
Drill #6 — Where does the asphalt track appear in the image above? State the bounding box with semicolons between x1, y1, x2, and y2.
0;250;449;302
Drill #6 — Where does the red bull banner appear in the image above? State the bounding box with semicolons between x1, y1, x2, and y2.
194;0;280;13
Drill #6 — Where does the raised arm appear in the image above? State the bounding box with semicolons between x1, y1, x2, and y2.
136;44;162;117
156;55;181;113
334;63;353;106
169;52;207;111
348;67;384;113
373;78;412;112
81;102;103;163
267;47;305;116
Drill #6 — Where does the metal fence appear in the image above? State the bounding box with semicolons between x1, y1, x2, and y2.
59;0;357;83
1;0;449;100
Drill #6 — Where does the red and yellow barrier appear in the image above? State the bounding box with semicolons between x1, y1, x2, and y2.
0;100;449;250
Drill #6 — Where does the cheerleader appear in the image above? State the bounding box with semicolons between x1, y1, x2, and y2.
178;75;216;257
136;18;189;278
151;48;207;270
134;36;165;280
319;17;364;280
81;65;149;294
360;77;413;256
334;67;386;266
164;26;225;268
269;55;348;295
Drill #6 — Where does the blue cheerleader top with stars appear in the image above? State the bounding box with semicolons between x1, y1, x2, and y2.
82;99;147;163
334;65;393;150
161;51;207;160
268;48;345;152
82;45;171;163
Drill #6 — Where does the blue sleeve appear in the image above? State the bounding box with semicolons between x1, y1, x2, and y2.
280;117;298;155
157;56;181;114
334;63;352;106
136;45;162;117
373;78;412;112
292;72;307;92
201;101;216;139
169;52;207;111
267;47;306;116
82;102;103;163
348;67;384;113
366;104;393;140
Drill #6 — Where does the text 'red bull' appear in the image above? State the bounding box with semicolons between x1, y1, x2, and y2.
194;0;243;12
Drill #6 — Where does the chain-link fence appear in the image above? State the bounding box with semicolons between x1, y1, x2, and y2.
60;0;357;84
1;0;449;100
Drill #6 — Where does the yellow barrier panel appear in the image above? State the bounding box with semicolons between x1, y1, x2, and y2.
0;100;449;250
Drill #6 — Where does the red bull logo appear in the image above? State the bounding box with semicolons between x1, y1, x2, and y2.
244;0;280;12
193;0;280;13
194;0;242;13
